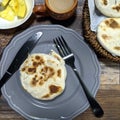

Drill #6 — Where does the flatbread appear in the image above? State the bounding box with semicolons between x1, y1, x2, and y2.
97;18;120;56
20;51;67;100
95;0;120;17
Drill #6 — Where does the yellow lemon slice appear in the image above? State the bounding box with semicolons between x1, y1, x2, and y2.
0;5;15;21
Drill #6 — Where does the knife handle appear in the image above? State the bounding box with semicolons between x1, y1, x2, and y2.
0;72;11;89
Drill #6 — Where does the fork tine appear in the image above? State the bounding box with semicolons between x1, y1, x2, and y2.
57;37;68;56
53;38;64;57
54;36;72;57
60;36;72;54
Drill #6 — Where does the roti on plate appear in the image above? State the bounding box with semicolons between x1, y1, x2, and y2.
20;50;67;100
95;0;120;17
97;18;120;56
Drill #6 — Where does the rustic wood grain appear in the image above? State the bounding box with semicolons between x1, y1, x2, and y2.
0;0;120;120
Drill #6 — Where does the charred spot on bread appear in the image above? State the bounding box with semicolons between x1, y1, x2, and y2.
105;19;120;29
49;85;62;94
102;0;108;5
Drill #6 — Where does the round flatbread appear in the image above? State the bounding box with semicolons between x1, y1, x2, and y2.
97;18;120;56
95;0;120;17
20;51;67;100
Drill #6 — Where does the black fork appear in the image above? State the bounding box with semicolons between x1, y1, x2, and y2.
53;36;104;118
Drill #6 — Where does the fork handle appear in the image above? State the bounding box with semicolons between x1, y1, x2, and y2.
72;68;104;117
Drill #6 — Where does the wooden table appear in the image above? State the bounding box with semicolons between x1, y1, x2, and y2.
0;0;120;120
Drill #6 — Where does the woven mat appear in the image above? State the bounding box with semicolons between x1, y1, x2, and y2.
82;0;120;63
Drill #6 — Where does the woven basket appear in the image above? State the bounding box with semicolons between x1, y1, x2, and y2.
82;0;120;63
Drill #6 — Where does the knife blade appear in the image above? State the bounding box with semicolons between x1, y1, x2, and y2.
0;31;43;89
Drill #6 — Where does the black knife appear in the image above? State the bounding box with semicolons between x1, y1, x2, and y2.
0;31;43;90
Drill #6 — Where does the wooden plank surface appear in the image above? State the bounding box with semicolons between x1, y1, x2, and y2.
0;0;120;119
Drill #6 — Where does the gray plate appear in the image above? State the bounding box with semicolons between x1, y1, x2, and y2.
0;25;101;120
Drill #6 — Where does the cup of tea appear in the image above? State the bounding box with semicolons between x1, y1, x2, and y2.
33;0;78;20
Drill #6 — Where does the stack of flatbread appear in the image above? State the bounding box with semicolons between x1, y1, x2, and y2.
94;0;120;56
20;51;67;100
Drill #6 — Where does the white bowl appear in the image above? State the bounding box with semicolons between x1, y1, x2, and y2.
0;0;34;29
